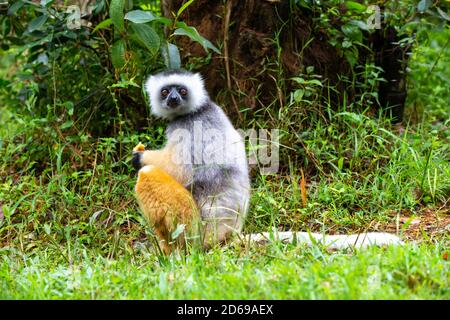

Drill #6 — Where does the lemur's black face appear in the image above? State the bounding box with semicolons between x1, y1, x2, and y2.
160;85;188;109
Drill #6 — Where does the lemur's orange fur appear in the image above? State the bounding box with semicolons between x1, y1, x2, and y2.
133;143;200;254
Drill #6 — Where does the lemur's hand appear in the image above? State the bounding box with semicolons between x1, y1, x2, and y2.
132;142;146;171
133;142;146;152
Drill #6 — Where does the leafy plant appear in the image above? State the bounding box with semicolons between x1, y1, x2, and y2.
1;0;219;132
0;0;220;175
294;0;449;67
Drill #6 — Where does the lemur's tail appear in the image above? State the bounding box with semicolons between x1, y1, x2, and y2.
236;231;403;249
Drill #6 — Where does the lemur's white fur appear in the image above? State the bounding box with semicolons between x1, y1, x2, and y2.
145;72;208;119
238;231;403;249
142;70;403;250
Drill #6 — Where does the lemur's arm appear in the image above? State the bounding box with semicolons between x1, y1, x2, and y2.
132;143;189;185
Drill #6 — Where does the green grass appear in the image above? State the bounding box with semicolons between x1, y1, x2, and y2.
1;244;448;299
0;103;448;299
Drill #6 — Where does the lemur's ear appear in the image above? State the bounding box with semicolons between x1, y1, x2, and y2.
144;75;156;98
145;74;164;118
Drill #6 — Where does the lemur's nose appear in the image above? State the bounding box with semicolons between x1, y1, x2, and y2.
168;94;180;108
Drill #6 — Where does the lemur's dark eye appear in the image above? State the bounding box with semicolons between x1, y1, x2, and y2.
161;89;169;97
179;88;188;96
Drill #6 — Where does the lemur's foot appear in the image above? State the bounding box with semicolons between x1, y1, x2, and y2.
132;142;146;171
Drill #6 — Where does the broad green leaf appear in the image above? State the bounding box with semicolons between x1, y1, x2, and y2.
328;39;338;47
417;0;432;13
61;30;77;39
341;23;362;43
17;34;53;54
177;0;194;17
342;39;352;48
8;1;24;16
154;17;173;26
110;0;125;32
60;120;74;130
296;0;312;9
27;15;48;32
345;1;366;12
64;101;74;116
111;39;126;68
293;89;305;102
202;38;221;54
93;18;112;33
125;10;156;23
173;23;220;54
162;42;181;69
291;77;306;84
1;18;11;37
307;79;323;87
173;26;198;40
130;23;160;54
344;48;358;67
349;19;369;31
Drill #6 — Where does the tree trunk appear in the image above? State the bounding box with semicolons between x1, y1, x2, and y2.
371;26;411;123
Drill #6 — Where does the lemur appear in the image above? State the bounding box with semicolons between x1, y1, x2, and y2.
133;69;402;254
133;70;250;251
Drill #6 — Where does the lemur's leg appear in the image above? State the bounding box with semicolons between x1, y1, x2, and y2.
135;165;201;254
186;167;249;248
200;203;245;248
